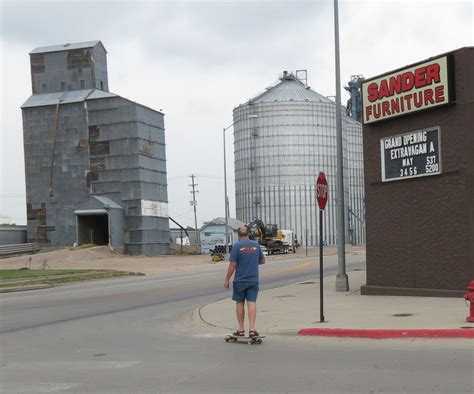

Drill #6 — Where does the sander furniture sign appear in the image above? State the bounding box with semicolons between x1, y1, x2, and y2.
380;127;441;182
362;56;453;124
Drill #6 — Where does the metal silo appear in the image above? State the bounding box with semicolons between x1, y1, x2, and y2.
233;71;365;246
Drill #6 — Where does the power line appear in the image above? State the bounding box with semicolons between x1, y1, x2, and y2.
167;174;235;182
168;208;194;221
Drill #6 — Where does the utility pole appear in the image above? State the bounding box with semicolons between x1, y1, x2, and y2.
189;175;199;252
223;126;230;257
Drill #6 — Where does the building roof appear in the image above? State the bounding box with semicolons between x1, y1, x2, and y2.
200;217;245;231
93;196;123;209
21;89;118;108
21;89;164;115
74;195;122;213
30;40;106;55
246;72;332;105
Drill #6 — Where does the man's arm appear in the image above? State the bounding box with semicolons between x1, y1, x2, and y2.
224;261;237;289
258;246;265;265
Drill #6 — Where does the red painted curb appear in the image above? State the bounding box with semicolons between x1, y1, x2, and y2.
297;328;474;339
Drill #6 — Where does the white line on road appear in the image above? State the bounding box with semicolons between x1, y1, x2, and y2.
3;361;142;369
0;383;79;393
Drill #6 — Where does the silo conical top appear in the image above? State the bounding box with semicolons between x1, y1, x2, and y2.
247;71;332;104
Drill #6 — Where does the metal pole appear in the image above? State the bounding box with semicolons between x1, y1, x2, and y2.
334;0;349;291
223;127;230;257
223;115;257;255
305;228;308;257
320;208;325;322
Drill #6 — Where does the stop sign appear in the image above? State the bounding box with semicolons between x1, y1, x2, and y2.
316;172;328;210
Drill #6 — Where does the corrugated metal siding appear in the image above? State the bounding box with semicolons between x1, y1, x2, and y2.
29;41;109;95
233;76;365;246
0;227;28;245
22;95;170;255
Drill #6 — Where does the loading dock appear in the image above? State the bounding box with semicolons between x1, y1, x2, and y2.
76;212;109;245
74;195;124;250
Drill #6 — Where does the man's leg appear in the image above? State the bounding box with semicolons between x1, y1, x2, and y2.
247;301;257;331
236;301;245;332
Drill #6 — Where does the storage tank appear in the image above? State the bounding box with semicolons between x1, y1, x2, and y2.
233;71;365;246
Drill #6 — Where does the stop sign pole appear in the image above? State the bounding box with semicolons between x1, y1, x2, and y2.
316;172;328;323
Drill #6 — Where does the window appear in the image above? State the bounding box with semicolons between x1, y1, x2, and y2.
42;84;47;92
100;81;104;90
61;82;65;91
80;80;85;89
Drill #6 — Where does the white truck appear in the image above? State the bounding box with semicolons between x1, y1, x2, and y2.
280;230;295;253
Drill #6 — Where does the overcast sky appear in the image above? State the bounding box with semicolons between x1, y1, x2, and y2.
1;0;472;228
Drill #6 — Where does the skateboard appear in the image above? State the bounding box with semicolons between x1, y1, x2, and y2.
224;334;265;345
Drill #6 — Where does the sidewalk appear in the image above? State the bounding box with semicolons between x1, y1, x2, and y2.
199;269;474;339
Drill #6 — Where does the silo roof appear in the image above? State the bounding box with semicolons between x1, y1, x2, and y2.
247;72;333;104
30;40;106;54
21;89;164;115
21;89;117;108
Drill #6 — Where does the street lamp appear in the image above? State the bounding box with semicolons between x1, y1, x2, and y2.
223;114;258;257
334;0;349;291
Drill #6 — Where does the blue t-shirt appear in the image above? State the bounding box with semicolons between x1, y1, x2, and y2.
229;239;263;283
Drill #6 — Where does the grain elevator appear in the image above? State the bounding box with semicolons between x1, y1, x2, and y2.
233;71;365;246
22;41;170;255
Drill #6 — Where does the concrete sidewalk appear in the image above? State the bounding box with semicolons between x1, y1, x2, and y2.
199;269;474;338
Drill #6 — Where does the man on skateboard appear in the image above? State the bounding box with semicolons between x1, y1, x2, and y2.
224;225;265;338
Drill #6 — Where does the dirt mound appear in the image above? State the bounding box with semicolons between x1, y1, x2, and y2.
0;245;211;275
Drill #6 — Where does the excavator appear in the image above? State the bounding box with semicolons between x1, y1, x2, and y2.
246;219;290;255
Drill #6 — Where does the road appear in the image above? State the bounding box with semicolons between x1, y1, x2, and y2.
1;253;472;393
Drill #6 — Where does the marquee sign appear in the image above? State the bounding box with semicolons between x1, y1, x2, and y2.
362;56;453;124
380;127;441;182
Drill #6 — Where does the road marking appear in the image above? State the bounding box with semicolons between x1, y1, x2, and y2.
3;361;142;369
0;383;79;392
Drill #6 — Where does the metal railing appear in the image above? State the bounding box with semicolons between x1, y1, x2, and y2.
0;243;41;257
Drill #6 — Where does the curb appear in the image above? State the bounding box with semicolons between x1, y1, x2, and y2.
0;284;54;293
297;328;474;339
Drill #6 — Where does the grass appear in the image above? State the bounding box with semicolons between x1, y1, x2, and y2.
0;268;144;288
0;268;92;280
